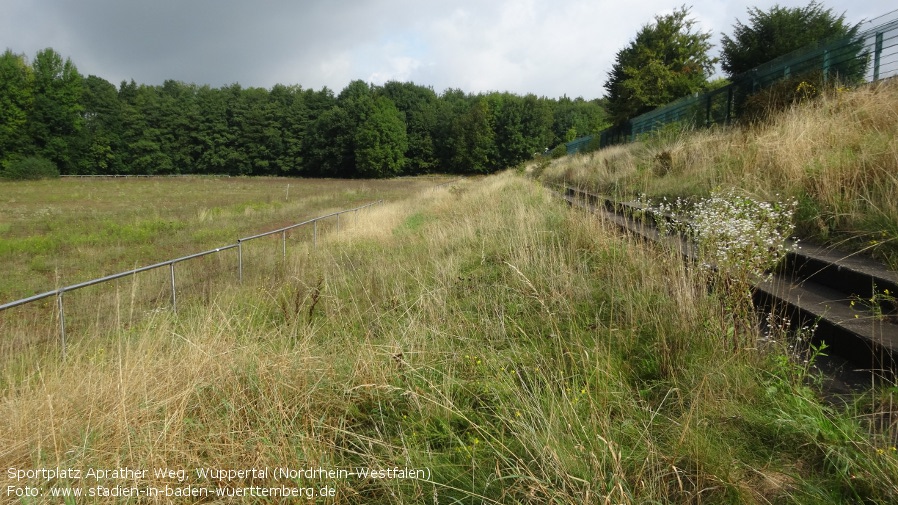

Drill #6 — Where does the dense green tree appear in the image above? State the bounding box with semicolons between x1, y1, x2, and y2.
720;2;859;78
227;85;282;175
2;46;610;178
491;93;555;166
432;88;470;172
121;84;173;175
303;105;355;177
604;7;716;124
79;75;124;173
158;80;202;174
0;50;34;170
303;82;382;177
29;48;84;173
354;96;408;178
379;81;439;174
192;84;233;174
450;97;497;173
269;84;309;175
552;96;609;144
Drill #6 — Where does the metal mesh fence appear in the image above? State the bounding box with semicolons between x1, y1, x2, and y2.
566;9;898;154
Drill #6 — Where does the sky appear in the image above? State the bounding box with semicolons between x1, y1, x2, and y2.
2;1;895;100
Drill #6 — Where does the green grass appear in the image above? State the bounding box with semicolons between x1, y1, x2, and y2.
1;173;895;503
0;176;448;302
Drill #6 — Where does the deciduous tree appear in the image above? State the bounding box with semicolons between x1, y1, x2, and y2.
0;50;34;170
354;96;407;178
29;48;84;173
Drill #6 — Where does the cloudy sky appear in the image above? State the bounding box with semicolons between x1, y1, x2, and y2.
2;1;895;99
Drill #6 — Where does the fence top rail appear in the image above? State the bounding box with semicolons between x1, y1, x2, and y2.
0;244;241;312
238;218;318;243
237;200;382;243
0;289;59;311
0;201;382;313
62;244;241;293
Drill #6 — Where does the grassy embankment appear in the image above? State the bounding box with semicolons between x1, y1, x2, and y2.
537;79;898;269
2;173;896;503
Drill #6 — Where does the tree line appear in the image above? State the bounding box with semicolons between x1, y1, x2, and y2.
2;2;856;178
0;49;608;178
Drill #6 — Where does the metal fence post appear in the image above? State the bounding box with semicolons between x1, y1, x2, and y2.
1;201;384;359
57;291;66;360
238;241;243;283
874;32;883;81
336;213;340;233
170;263;177;312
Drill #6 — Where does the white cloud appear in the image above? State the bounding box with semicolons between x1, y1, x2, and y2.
1;0;893;98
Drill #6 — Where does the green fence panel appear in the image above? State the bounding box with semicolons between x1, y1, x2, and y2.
564;10;898;155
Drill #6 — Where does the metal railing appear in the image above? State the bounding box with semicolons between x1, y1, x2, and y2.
0;200;382;358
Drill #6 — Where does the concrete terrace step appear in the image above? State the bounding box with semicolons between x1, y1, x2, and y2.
560;186;898;371
756;272;898;371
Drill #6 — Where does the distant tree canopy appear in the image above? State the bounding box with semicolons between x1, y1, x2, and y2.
604;6;716;125
720;2;860;78
0;48;610;177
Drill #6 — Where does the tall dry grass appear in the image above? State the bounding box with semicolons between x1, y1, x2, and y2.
1;173;896;503
540;79;898;265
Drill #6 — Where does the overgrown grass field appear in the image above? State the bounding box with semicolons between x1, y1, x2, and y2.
0;175;449;372
0;176;446;302
537;79;898;268
1;173;896;503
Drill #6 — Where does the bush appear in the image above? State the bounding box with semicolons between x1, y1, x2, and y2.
550;144;567;159
1;156;60;180
739;73;827;123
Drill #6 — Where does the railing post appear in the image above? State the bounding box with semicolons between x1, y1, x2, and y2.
238;241;243;283
170;263;177;312
57;291;66;360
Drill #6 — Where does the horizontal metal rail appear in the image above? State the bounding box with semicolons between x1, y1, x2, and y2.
0;201;383;313
236;201;381;243
0;246;238;312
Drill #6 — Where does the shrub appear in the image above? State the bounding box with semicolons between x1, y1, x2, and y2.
739;72;833;123
550;144;567;159
1;156;60;180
